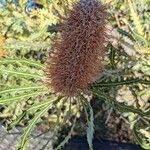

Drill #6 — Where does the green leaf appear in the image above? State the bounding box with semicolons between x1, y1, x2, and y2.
2;40;50;51
117;28;135;41
18;104;53;150
133;124;150;149
95;77;150;87
128;0;144;36
0;58;44;69
114;101;150;117
54;116;77;150
28;26;48;41
93;92;150;118
0;86;44;95
8;96;58;130
108;43;116;69
0;68;42;79
26;96;58;113
7;113;26;130
86;102;94;150
129;26;149;47
0;90;46;105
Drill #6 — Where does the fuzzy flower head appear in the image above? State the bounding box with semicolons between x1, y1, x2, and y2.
46;0;108;96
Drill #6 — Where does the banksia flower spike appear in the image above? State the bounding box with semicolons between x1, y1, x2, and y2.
46;0;107;96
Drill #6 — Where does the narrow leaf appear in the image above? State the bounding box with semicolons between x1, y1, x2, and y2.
0;69;42;78
54;116;77;150
133;124;150;150
0;86;44;95
93;92;150;117
0;58;44;68
8;96;58;129
86;102;94;150
18;104;52;150
95;78;150;87
0;90;46;105
26;96;58;113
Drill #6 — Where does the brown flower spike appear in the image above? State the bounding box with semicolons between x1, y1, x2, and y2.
46;0;107;96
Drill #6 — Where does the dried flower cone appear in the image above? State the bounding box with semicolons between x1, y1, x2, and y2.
46;0;107;96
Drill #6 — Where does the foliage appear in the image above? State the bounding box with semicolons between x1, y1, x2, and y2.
0;0;76;54
0;0;149;150
103;0;150;149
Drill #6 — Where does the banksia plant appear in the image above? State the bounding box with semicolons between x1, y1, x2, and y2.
46;0;107;96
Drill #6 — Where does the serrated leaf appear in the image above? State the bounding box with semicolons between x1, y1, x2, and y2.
86;102;94;150
0;85;44;95
95;77;150;87
117;28;135;41
2;40;50;51
54;115;77;150
0;68;42;78
0;90;46;105
133;124;150;150
93;92;150;118
108;43;116;69
0;58;44;69
128;0;144;36
18;103;53;150
8;96;58;130
26;95;58;113
7;113;26;130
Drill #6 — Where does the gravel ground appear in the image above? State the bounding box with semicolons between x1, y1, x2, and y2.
0;125;54;150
